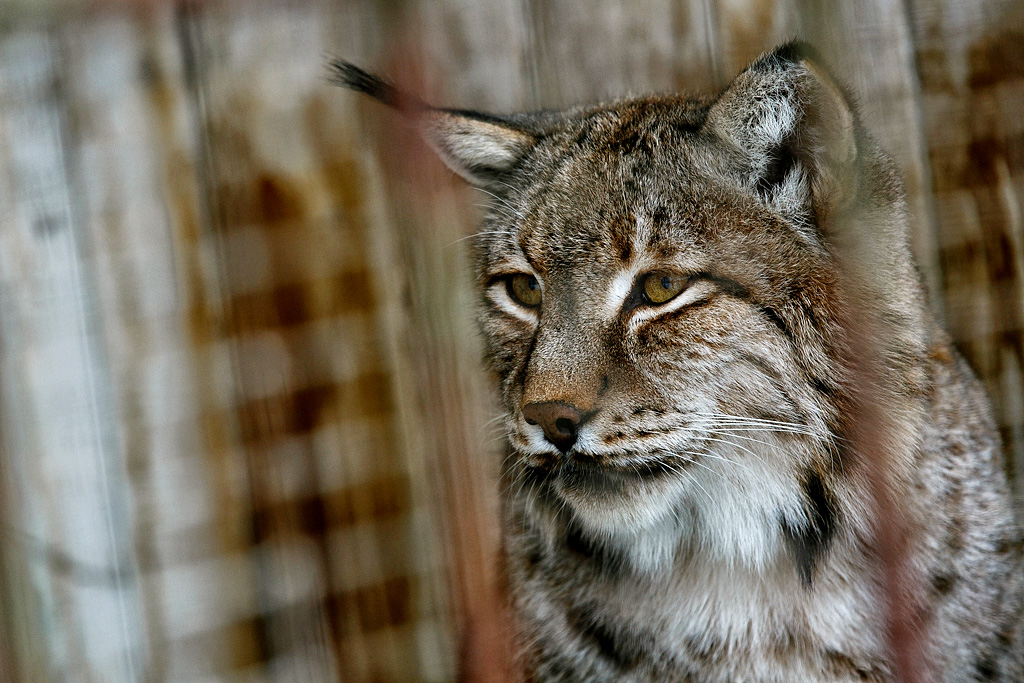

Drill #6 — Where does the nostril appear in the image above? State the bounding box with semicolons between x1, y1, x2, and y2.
522;401;585;452
554;417;576;436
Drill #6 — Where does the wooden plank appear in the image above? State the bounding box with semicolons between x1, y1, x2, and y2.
53;6;269;680
524;0;703;105
907;0;1024;509
714;0;799;78
416;0;533;110
180;0;458;678
0;24;146;682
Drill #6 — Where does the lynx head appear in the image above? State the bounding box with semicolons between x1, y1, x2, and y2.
333;42;928;575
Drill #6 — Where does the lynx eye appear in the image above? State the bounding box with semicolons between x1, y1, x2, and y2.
507;273;542;307
642;271;688;305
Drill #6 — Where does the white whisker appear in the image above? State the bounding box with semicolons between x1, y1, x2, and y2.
476;187;524;218
446;229;514;247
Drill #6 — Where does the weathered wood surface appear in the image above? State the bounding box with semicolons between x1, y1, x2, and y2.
908;0;1024;503
0;1;1021;681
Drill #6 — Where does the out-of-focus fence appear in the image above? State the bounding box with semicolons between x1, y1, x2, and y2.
0;0;1021;681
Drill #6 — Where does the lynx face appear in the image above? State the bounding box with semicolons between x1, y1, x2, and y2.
332;43;884;571
475;104;839;552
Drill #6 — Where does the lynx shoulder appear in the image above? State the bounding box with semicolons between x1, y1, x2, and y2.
333;41;1024;682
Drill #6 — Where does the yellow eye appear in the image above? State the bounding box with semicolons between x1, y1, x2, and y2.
642;272;688;304
507;273;542;307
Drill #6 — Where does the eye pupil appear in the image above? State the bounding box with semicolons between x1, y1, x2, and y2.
508;273;542;307
642;271;686;305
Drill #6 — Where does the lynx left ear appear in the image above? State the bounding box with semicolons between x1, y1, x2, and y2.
329;61;536;187
706;42;859;224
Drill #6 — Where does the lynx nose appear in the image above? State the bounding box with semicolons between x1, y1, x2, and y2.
522;401;582;453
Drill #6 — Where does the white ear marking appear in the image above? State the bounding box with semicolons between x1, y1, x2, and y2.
421;111;535;186
705;44;860;228
328;61;536;187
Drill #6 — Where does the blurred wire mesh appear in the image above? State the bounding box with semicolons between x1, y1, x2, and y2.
0;0;1021;681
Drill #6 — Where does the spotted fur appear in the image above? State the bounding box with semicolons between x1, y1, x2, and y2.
333;42;1024;681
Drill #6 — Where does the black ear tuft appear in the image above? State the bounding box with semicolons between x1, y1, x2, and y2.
767;40;822;68
327;60;421;112
328;58;538;187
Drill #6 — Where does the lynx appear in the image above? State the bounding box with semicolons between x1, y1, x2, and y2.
332;42;1024;681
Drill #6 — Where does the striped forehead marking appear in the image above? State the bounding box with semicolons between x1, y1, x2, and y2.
602;212;649;316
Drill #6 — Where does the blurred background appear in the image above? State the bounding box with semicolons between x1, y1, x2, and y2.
0;0;1021;680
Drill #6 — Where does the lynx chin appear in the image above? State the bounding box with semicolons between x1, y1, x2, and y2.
332;42;1024;681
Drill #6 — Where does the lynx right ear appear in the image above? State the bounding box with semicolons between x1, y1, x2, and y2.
706;42;860;226
329;61;536;187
